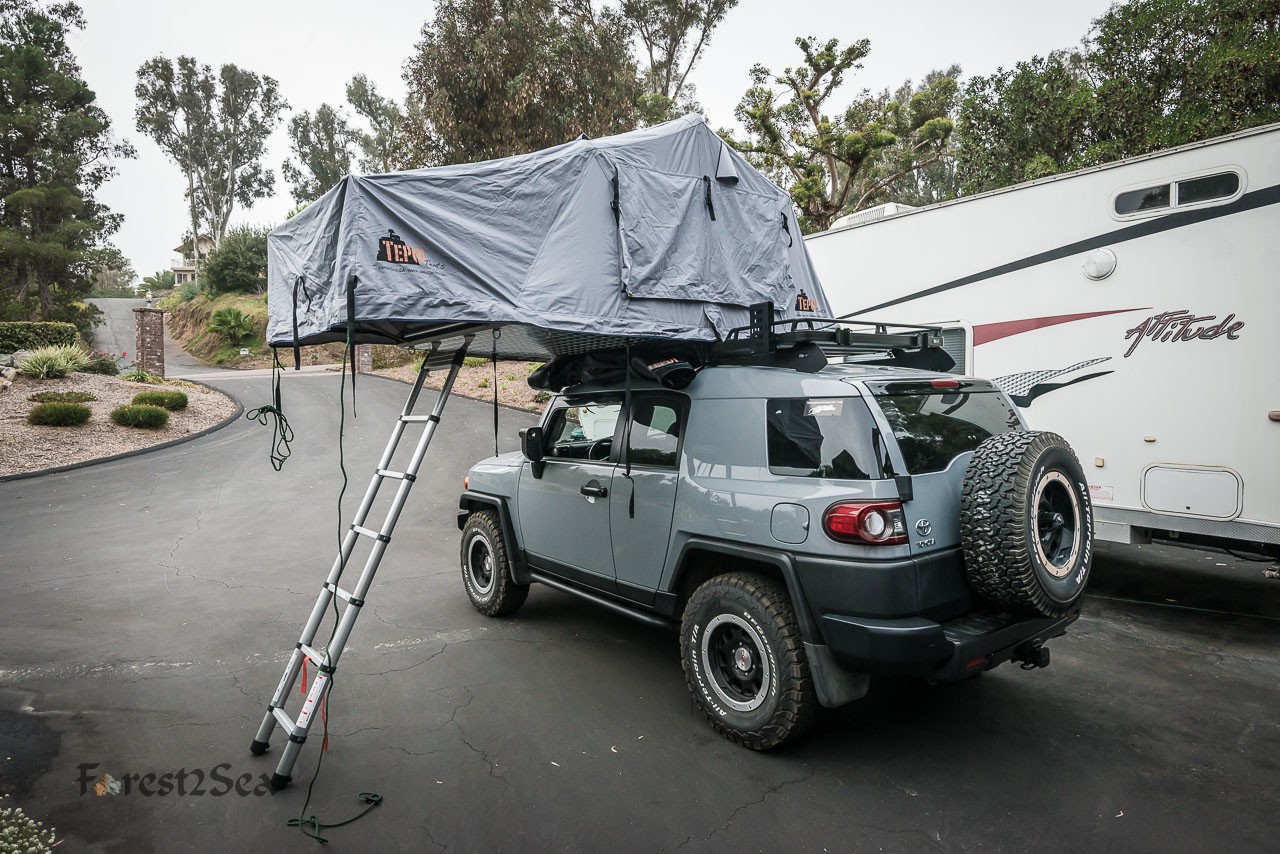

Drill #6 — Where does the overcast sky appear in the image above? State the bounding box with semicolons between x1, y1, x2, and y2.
69;0;1115;280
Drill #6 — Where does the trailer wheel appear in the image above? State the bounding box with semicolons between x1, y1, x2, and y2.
960;431;1093;618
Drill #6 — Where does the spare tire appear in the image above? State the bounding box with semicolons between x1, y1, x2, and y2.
960;431;1093;617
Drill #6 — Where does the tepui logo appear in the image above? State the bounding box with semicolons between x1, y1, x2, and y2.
795;289;817;313
376;229;426;265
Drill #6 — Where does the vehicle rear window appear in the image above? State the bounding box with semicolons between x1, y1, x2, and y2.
766;398;888;480
874;391;1019;474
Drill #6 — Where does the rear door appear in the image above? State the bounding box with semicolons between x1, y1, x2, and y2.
517;396;622;591
866;381;1023;554
610;393;688;603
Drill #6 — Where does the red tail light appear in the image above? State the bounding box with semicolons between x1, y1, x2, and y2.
823;501;908;545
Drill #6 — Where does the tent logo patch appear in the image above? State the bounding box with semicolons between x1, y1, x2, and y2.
795;290;818;313
376;229;426;265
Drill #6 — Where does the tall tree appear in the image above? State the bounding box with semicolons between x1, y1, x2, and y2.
345;74;404;173
88;246;137;294
135;56;287;252
282;104;357;203
0;0;132;335
623;0;738;123
724;36;956;232
956;0;1280;195
399;0;640;167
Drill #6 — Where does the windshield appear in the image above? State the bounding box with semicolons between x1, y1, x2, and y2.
874;391;1020;474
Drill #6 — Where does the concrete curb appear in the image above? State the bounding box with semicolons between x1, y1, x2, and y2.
0;378;245;484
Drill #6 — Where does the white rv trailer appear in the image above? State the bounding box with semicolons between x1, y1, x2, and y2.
806;122;1280;556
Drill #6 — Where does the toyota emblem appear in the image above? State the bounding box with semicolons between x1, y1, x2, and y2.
915;519;932;536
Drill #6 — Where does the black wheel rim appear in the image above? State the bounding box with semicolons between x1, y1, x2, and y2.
467;536;494;594
1035;474;1080;574
702;615;769;712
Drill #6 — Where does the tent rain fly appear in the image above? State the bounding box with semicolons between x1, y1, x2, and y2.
266;114;833;360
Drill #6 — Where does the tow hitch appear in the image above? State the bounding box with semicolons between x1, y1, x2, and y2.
1012;641;1051;670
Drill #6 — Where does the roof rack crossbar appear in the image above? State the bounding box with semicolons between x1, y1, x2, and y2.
713;302;944;357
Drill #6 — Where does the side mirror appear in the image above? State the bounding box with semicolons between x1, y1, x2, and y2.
521;427;546;478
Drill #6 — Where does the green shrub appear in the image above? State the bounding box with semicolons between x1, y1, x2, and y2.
463;356;490;368
78;349;121;375
110;404;169;429
132;389;188;410
201;225;269;294
17;345;89;379
0;321;78;352
121;364;163;383
28;390;97;403
177;280;200;302
28;401;92;426
533;391;551;403
207;307;255;342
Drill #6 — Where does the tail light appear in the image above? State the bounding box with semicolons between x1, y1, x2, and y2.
823;501;908;545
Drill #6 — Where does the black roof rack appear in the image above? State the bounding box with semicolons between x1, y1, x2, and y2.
712;301;944;358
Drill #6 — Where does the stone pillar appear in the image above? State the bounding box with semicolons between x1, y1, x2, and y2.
354;344;374;374
133;308;166;378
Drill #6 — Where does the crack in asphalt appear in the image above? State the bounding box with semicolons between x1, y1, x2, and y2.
668;767;816;851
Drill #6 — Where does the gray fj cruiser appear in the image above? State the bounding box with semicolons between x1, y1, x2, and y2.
457;311;1092;749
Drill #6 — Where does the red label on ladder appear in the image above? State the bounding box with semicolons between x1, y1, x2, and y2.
297;673;328;728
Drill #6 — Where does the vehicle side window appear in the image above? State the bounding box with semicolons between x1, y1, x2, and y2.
544;400;621;460
627;397;685;468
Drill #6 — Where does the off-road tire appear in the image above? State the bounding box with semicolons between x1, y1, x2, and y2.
960;431;1093;618
460;510;529;616
680;572;817;750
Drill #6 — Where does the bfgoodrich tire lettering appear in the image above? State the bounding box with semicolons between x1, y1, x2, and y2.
460;510;529;617
680;572;817;750
960;431;1093;618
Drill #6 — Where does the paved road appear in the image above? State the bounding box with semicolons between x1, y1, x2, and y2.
87;298;203;376
0;371;1277;852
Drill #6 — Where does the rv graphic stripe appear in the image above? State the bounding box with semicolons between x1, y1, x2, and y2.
846;183;1280;316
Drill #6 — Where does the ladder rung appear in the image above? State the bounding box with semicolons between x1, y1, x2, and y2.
323;582;365;607
399;414;440;424
272;706;296;734
350;524;391;543
376;468;416;482
299;644;331;669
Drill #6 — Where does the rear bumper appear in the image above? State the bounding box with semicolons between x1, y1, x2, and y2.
819;608;1079;679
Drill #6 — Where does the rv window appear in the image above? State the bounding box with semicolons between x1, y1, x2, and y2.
1177;172;1240;206
1114;184;1170;215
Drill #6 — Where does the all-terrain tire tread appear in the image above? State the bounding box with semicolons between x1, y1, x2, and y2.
460;510;529;617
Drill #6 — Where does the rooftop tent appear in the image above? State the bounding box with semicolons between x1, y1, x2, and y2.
266;114;833;360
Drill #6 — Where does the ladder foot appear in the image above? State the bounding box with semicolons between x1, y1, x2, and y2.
270;773;292;791
249;739;270;756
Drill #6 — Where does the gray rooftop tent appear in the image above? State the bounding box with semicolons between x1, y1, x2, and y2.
266;114;834;359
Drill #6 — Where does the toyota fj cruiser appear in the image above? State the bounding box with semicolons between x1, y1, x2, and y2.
457;310;1092;749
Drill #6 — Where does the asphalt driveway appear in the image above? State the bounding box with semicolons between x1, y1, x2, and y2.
0;370;1276;852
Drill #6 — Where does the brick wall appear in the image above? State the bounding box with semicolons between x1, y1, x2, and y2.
133;308;166;378
354;344;373;374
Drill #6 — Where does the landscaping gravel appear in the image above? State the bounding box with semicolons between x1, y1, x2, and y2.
0;373;237;477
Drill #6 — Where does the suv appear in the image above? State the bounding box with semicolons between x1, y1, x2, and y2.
456;324;1092;749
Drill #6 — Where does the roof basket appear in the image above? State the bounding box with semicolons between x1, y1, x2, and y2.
712;301;945;359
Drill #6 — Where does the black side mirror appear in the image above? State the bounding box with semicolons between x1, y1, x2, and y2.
520;427;546;478
520;426;544;462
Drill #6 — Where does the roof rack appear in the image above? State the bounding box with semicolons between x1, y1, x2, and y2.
712;301;944;358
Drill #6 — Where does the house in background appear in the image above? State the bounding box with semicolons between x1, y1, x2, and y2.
171;235;215;284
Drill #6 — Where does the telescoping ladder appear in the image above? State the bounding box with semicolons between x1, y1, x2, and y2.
249;335;474;789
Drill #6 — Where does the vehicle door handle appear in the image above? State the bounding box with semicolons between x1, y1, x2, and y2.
580;481;608;498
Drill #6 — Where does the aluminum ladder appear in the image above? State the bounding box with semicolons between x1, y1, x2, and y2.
249;335;473;788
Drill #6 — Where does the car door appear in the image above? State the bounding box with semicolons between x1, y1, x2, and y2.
517;395;622;592
610;393;688;603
